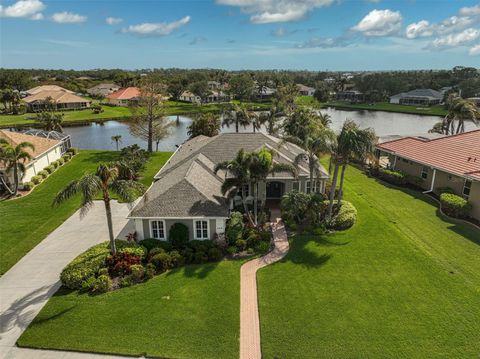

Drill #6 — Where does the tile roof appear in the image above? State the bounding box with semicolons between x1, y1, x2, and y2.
23;91;90;104
26;85;73;95
106;87;140;100
0;130;61;168
376;129;480;180
130;133;325;218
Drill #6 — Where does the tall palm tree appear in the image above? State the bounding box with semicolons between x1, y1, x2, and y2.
53;163;145;254
258;103;282;135
35;111;64;132
441;96;479;134
327;120;375;219
0;139;34;196
248;147;297;225
111;135;122;151
214;149;254;225
221;103;252;133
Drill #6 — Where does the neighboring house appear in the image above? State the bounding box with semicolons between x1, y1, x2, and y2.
128;133;328;241
179;90;231;103
336;90;364;102
22;129;72;153
23;91;91;112
87;83;120;97
179;91;201;103
389;89;443;106
255;86;276;101
376;129;480;221
25;85;74;96
0;130;64;187
296;84;315;96
105;87;141;107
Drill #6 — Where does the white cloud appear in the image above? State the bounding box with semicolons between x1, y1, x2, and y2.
271;27;298;37
106;16;123;25
405;20;433;38
296;36;347;48
216;0;334;24
351;9;402;36
0;0;45;19
459;5;480;16
429;28;480;49
121;16;191;36
51;11;87;23
30;12;43;20
436;16;475;34
43;39;88;47
469;44;480;55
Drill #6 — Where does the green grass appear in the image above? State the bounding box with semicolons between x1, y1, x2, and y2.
0;151;171;275
0;100;272;128
258;163;480;358
17;260;242;359
324;101;447;116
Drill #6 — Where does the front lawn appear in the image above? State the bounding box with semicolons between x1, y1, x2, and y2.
0;151;171;275
17;260;242;359
324;101;447;116
258;164;480;358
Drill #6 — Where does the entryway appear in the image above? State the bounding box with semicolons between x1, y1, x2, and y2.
266;181;284;199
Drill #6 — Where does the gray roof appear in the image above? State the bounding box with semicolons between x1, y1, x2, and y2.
391;89;443;100
129;133;326;218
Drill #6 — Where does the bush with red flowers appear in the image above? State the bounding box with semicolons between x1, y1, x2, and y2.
105;251;142;277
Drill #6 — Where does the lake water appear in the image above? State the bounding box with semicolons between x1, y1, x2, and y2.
63;109;476;151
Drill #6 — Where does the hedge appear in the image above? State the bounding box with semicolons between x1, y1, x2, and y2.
378;168;406;185
440;193;471;219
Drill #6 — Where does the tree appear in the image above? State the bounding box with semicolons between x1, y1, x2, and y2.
187;112;221;138
35;111;64;132
167;77;186;101
152;120;173;151
283;108;325;141
129;78;167;152
0;139;34;196
53;163;144;254
327;120;375;219
437;96;479;135
111;135;122;151
189;81;211;104
221;103;253;133
229;74;255;101
313;82;330;102
214;149;255;226
257;103;282;135
275;83;298;115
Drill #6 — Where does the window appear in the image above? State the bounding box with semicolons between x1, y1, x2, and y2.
421;166;428;179
194;220;209;240
306;180;321;194
236;184;249;197
463;180;472;197
292;181;300;191
150;220;165;240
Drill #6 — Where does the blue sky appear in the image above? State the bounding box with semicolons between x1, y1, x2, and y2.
1;0;480;70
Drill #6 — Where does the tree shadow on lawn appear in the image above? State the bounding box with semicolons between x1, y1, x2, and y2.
78;151;120;164
166;261;220;280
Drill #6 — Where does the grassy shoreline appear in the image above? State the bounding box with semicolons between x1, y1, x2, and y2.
323;101;447;117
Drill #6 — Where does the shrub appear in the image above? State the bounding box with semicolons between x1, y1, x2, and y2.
326;201;357;230
38;170;48;179
378;168;406;185
51;161;60;169
23;182;34;191
227;246;237;255
62;154;71;162
208;247;223;261
440;193;471;219
80;277;96;292
193;250;208;264
226;212;244;245
66;148;78;155
139;238;162;252
235;239;247;251
182;247;194;263
145;263;156;279
130;264;145;283
169;223;189;249
98;268;108;276
148;247;166;259
120;275;134;288
436;186;454;194
169;250;185;267
150;252;173;272
45;165;55;174
122;246;146;259
405;175;423;188
92;275;112;293
188;240;214;251
313;225;326;236
58;158;65;165
254;241;270;254
105;251;142;277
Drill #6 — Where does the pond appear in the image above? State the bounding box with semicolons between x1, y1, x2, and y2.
63;109;476;151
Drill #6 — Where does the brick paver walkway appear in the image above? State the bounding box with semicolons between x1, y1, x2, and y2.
239;218;289;359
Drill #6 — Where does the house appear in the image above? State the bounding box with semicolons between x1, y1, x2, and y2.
389;89;443;106
128;133;328;241
179;90;231;103
179;91;201;103
376;129;480;221
25;85;73;96
87;83;120;97
106;87;141;107
23;91;91;112
296;84;315;97
336;90;364;102
0;130;64;187
255;86;276;101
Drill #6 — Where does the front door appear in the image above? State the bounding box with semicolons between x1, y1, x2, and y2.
266;181;284;199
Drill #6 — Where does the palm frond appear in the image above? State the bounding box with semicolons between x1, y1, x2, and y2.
110;180;145;204
220;177;240;196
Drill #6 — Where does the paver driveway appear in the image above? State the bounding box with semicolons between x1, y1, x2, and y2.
0;201;133;358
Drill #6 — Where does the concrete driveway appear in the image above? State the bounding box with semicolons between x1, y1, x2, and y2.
0;201;134;358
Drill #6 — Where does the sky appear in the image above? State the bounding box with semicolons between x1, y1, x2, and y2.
1;0;480;70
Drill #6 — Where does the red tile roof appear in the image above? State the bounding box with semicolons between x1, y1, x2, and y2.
106;87;140;100
377;129;480;180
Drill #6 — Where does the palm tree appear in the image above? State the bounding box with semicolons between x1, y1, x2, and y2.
214;149;254;225
440;96;479;134
35;111;64;132
53;163;145;254
258;103;282;135
0;139;34;196
111;135;122;151
248;147;297;225
221;103;252;133
327;120;375;219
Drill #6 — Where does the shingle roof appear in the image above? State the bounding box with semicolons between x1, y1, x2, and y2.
23;91;90;104
376;129;480;180
130;133;325;218
106;87;140;100
0;130;61;168
88;83;119;90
